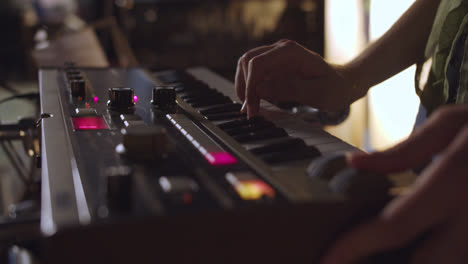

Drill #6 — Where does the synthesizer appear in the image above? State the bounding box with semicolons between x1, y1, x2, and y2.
39;65;408;263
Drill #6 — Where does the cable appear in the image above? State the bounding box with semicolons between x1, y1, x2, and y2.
0;142;29;186
6;141;27;175
1;141;29;184
0;92;39;105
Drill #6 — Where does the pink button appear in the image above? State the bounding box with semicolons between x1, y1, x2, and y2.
205;152;237;166
72;117;108;130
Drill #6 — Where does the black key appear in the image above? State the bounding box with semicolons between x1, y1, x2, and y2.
205;112;247;121
175;83;208;93
189;96;232;108
184;92;224;103
179;89;219;99
199;103;242;115
217;118;248;129
259;146;321;164
217;116;266;130
249;138;307;155
183;92;224;103
233;127;288;143
224;121;275;136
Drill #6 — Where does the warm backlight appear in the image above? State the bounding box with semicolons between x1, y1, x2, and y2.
72;117;108;130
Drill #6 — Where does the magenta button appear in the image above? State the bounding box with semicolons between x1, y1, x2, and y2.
72;117;108;130
205;152;237;166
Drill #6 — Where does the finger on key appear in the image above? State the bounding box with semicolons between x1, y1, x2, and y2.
245;43;297;117
235;57;246;102
236;45;276;103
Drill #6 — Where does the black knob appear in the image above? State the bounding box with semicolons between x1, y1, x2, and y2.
107;87;135;109
151;86;176;110
70;79;86;98
105;166;132;213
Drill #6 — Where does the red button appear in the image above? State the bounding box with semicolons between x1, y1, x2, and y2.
205;152;237;166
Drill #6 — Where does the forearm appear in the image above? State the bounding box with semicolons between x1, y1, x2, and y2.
343;0;441;95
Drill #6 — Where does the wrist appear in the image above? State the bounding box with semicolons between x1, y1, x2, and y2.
335;64;368;102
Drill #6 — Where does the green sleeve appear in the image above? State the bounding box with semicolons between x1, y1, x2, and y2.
416;0;468;115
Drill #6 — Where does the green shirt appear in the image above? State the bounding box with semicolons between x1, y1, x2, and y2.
416;0;468;115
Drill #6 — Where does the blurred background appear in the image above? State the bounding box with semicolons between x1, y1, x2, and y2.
0;0;419;152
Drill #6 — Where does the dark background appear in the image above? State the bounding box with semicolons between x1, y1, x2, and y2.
0;0;324;81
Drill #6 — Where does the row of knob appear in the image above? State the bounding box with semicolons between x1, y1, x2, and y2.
107;86;176;111
64;66;176;110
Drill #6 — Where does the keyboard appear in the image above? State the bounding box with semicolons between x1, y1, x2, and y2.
39;65;393;264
